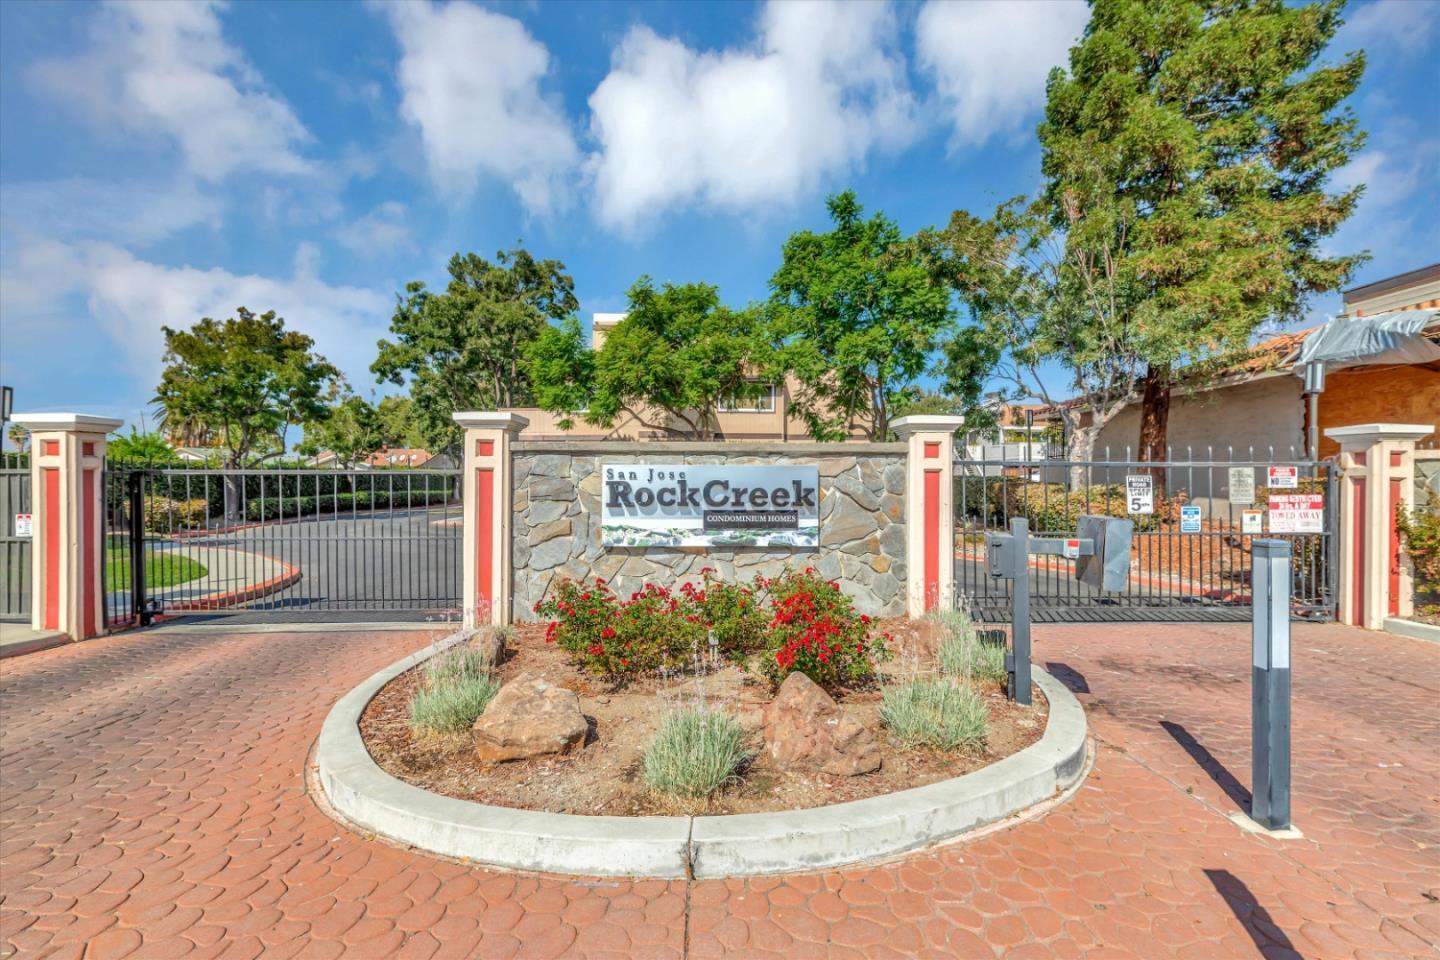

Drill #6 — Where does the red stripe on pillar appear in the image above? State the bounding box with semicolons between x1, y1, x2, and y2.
924;469;939;612
1353;477;1366;626
43;468;59;631
1389;478;1401;617
83;469;96;637
477;468;494;619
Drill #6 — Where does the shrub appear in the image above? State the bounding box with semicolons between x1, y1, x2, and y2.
1397;502;1440;585
881;678;988;751
642;707;748;798
758;568;890;689
143;496;208;532
696;568;767;659
408;665;500;735
537;578;705;678
933;610;1007;684
422;644;493;686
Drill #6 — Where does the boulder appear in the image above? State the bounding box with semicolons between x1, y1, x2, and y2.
473;673;588;762
470;626;506;668
763;673;881;776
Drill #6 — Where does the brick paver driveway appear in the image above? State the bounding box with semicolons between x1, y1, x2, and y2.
2;622;1437;959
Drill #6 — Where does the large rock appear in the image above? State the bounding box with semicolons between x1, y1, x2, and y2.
473;673;588;762
469;626;506;668
763;673;881;776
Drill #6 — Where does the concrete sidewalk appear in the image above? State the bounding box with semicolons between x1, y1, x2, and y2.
106;542;299;611
0;622;66;659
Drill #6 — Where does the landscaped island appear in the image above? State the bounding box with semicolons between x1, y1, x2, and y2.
358;569;1047;816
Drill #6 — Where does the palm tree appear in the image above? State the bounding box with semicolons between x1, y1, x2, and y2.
6;423;27;453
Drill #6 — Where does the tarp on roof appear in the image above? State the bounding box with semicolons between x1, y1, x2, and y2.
1293;309;1440;373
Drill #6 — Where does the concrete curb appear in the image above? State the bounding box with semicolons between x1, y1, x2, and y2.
1383;616;1440;645
316;640;1089;879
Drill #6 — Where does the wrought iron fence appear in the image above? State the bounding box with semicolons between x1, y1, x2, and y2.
104;466;463;627
0;468;31;620
954;448;1337;623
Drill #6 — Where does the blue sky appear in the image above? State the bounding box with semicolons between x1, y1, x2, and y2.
1;0;1436;435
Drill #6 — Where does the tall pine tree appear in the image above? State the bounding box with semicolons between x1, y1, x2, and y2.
1038;0;1367;476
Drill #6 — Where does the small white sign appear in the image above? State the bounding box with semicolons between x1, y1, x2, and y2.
13;513;32;538
1126;475;1154;515
1064;538;1080;560
1267;466;1299;489
1268;493;1324;534
1180;505;1202;533
1228;467;1256;505
1241;509;1264;534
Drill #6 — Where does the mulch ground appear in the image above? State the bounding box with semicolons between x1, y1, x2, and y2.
358;621;1046;816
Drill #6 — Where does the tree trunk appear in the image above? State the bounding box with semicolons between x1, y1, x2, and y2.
1137;363;1171;497
223;472;244;526
1066;419;1100;491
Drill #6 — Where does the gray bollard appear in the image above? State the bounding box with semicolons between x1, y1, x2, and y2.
1010;517;1031;706
1251;539;1292;830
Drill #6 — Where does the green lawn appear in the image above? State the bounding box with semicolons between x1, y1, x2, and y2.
106;547;208;590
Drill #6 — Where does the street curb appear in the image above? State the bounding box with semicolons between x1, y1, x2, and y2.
316;641;1089;879
1383;616;1440;645
163;555;302;611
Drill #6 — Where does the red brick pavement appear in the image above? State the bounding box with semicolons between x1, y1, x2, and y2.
1;622;1436;959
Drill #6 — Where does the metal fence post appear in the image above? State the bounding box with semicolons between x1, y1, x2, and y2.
1251;538;1291;830
1010;516;1032;706
127;471;150;627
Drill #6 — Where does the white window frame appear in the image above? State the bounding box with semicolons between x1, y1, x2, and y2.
722;383;777;413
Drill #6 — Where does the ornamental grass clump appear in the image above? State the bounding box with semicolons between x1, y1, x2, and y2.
642;707;749;799
881;678;989;752
934;610;1007;685
408;648;500;735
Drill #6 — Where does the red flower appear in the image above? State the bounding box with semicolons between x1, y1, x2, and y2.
601;626;616;639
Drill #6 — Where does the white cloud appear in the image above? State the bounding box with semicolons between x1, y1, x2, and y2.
0;178;225;248
586;0;917;231
916;0;1088;148
1337;1;1438;59
27;1;311;181
379;0;578;215
0;239;389;394
336;202;413;258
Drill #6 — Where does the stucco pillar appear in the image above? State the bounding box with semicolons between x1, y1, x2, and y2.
893;415;964;617
1325;423;1433;629
454;412;528;627
14;413;123;640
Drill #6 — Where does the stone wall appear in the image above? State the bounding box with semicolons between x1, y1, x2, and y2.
511;442;908;619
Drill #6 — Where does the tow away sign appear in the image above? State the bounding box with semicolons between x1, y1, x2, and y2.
1126;475;1154;515
1268;493;1324;533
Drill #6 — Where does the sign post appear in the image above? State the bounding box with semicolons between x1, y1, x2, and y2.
1251;539;1292;831
986;515;1132;707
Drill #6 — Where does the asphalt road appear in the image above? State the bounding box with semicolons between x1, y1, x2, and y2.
157;507;463;621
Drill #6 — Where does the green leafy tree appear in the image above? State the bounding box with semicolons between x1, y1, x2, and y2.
297;389;386;469
765;191;955;441
6;424;28;454
373;247;578;452
528;279;762;439
1037;0;1367;471
154;307;339;520
376;395;427;450
107;429;179;465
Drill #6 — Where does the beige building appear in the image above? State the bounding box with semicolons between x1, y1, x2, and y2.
506;313;869;441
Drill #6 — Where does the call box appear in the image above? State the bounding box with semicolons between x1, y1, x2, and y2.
1075;515;1134;592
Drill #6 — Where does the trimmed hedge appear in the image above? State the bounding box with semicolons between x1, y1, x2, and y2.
243;488;453;521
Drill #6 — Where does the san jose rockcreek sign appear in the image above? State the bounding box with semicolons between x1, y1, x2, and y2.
600;463;820;548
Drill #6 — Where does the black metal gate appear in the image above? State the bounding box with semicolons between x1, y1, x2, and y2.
955;451;1337;623
104;466;463;627
1;467;31;620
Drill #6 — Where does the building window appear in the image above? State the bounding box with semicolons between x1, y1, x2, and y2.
722;384;777;413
